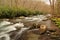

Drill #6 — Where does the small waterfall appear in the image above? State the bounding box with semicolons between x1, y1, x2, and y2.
0;20;24;40
0;21;12;27
25;15;48;22
0;34;10;40
14;27;30;40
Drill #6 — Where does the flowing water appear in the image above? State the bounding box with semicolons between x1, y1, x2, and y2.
0;20;24;40
0;15;51;40
14;27;30;40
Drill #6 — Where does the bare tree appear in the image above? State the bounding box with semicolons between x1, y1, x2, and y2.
56;0;60;17
15;0;19;8
10;0;12;7
49;0;55;17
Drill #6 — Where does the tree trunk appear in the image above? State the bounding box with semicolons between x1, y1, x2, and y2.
49;0;55;17
56;0;60;17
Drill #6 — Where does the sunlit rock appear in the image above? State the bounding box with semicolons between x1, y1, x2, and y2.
39;24;47;34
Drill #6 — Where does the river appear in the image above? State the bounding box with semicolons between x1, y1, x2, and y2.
0;15;54;40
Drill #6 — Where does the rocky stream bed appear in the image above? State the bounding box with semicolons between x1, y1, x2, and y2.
0;15;60;40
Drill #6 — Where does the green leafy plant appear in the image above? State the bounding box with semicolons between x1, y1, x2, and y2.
52;18;60;28
0;7;44;18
